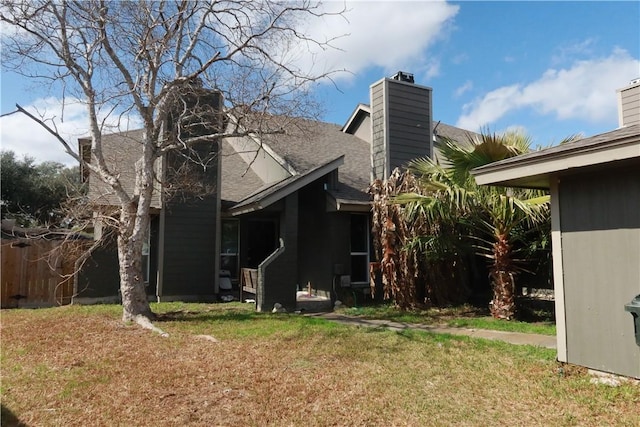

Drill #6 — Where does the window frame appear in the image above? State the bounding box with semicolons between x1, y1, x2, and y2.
350;214;370;285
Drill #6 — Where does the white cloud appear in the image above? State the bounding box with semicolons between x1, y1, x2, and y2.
454;80;473;97
298;0;459;80
456;48;640;131
0;98;88;166
551;38;596;65
0;97;141;166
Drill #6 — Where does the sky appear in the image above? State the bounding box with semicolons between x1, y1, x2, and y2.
1;1;639;166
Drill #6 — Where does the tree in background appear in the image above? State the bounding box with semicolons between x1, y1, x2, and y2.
1;150;81;227
1;1;344;330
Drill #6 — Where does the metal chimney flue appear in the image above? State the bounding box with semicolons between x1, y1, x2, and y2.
392;71;414;84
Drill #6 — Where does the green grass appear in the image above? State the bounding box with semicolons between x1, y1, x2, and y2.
445;316;556;335
338;303;557;335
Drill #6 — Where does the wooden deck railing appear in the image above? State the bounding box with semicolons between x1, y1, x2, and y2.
239;268;258;302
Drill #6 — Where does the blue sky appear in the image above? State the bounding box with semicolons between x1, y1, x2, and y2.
1;1;639;165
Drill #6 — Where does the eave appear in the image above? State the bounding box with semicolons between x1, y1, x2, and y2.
471;124;640;189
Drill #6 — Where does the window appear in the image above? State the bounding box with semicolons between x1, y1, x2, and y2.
350;214;370;284
220;219;239;281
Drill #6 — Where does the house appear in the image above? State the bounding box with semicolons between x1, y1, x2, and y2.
471;79;640;379
76;72;476;312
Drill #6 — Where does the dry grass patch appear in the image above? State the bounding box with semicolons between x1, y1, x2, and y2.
1;303;638;426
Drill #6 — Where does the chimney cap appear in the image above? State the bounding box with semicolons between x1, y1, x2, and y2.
391;71;414;84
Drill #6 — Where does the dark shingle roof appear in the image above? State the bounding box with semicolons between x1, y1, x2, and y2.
82;129;163;209
83;111;476;213
474;123;640;172
433;121;479;144
230;156;344;214
242;117;372;205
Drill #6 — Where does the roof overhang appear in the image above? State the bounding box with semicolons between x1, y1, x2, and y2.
472;125;640;189
228;156;345;216
325;195;371;213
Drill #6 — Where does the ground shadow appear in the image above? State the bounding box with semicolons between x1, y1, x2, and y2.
154;308;260;323
516;297;555;322
1;404;28;427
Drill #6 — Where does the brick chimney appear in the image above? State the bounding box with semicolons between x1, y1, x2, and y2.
617;78;640;127
370;72;433;181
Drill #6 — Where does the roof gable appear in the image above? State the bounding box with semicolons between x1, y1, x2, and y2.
228;156;344;215
223;115;372;212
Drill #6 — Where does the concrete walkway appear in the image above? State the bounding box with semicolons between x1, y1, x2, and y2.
308;312;557;349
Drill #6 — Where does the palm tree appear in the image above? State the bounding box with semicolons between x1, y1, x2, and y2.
404;131;554;319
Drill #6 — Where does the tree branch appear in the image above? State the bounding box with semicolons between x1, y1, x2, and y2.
13;104;81;163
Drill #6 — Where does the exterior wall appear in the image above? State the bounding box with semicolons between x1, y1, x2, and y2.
224;132;291;184
560;163;640;378
370;77;433;180
297;179;351;298
257;193;298;312
370;81;387;180
617;80;640;127
76;242;120;300
76;216;160;301
158;90;223;300
351;114;372;143
160;195;218;299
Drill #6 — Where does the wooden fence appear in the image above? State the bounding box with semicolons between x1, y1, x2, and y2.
1;238;82;308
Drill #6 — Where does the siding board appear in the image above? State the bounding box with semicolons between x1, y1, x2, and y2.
560;164;640;378
370;77;432;180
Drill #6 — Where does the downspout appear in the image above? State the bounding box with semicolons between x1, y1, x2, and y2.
214;137;222;295
156;154;167;302
156;207;166;302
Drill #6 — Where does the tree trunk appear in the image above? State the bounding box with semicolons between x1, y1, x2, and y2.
117;204;154;323
490;233;516;320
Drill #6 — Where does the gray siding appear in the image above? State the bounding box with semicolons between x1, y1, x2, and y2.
161;196;217;298
297;178;351;298
76;242;120;299
619;83;640;127
257;193;298;312
370;78;433;180
160;142;219;299
371;82;387;180
560;164;640;378
77;216;160;300
351;114;371;143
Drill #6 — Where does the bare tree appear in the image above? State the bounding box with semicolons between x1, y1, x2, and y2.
1;0;344;331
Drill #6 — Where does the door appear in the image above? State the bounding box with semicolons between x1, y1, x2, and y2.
246;219;278;268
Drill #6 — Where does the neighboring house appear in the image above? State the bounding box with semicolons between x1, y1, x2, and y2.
472;79;640;379
76;72;476;312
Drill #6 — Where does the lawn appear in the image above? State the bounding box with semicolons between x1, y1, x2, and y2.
336;302;557;336
1;303;638;426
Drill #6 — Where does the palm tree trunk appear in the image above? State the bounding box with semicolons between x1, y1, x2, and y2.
489;233;516;319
